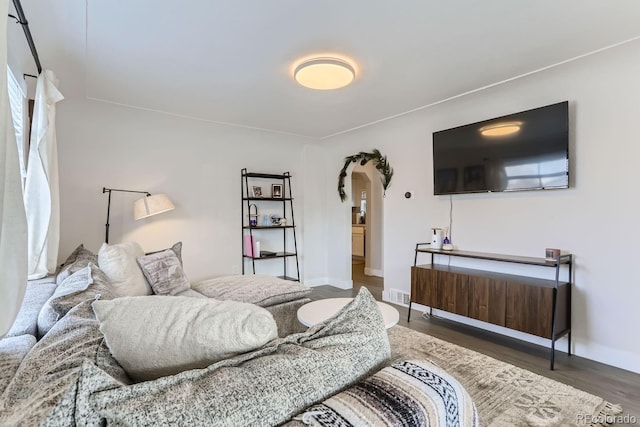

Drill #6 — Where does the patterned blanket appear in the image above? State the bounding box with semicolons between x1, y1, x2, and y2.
294;360;479;427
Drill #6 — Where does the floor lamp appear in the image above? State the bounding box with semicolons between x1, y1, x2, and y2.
103;187;175;243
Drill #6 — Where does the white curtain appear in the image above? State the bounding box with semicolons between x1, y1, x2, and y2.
7;66;27;185
0;0;28;337
24;70;63;279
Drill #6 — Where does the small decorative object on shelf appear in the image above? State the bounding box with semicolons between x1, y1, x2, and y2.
545;248;561;260
251;186;263;197
244;235;256;257
272;184;283;198
442;236;453;251
248;204;258;227
241;169;299;281
431;227;443;250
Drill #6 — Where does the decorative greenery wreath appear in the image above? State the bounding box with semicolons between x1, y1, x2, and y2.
338;149;393;202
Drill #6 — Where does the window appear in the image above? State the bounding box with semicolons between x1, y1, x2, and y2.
503;157;568;190
6;66;28;187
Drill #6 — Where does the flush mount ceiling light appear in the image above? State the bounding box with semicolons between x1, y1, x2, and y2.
479;121;523;137
294;57;356;90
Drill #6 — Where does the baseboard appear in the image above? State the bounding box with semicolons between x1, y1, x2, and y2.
408;302;553;348
364;268;383;277
302;277;329;287
412;306;640;373
327;278;353;289
303;277;353;289
572;342;640;375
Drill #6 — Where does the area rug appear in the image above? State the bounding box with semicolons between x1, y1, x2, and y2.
387;325;621;427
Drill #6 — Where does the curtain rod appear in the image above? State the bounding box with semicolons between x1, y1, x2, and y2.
8;0;42;74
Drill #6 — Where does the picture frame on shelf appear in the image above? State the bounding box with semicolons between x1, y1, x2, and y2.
271;184;283;198
251;186;263;198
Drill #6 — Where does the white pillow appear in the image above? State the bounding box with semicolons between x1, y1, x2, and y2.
98;241;151;296
92;296;278;382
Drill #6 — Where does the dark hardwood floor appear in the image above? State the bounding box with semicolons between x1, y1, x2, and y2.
308;260;640;424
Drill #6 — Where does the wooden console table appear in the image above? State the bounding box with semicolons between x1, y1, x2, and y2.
409;244;573;370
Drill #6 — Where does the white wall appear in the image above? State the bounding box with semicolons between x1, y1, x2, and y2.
55;98;321;283
322;40;640;373
298;143;329;286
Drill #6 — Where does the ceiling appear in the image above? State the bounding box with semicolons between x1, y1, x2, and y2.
9;0;640;139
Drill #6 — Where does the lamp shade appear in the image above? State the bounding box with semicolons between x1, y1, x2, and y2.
133;194;175;220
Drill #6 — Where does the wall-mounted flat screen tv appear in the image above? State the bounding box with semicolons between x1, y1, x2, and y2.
432;101;569;195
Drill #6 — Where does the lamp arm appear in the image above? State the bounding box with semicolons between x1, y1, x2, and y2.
103;187;151;243
103;187;151;196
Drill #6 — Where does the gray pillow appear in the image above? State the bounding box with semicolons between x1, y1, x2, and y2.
36;305;60;340
145;242;182;264
38;264;115;336
137;250;190;295
92;296;278;382
191;274;311;307
6;278;56;338
90;288;391;426
56;244;98;285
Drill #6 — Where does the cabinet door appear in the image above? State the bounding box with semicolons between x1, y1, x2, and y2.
410;267;437;307
468;276;506;326
505;281;554;338
435;270;469;316
352;234;365;257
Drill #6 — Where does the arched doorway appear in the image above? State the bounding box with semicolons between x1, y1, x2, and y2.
349;163;383;299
